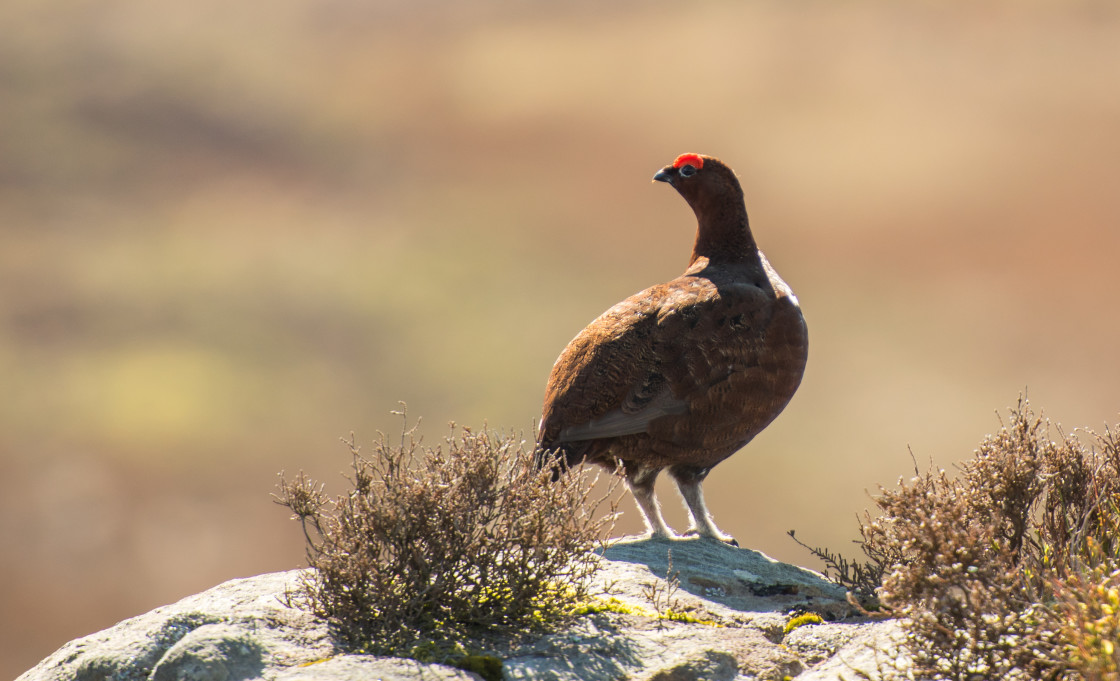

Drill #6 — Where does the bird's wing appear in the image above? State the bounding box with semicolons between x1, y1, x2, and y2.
542;268;787;452
543;275;770;444
541;285;674;444
558;382;686;441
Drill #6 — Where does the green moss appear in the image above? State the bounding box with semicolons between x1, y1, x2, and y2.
570;596;651;617
403;639;503;681
452;654;503;681
661;608;720;626
406;640;443;663
783;612;824;635
572;596;720;626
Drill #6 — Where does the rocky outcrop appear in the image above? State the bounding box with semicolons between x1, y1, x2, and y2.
19;537;906;681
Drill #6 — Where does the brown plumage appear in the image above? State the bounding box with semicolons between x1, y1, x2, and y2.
538;153;808;544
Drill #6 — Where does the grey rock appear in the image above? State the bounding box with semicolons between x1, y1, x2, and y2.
599;536;851;619
785;622;857;666
501;613;801;681
149;624;264;681
19;571;334;681
19;537;907;681
271;657;482;681
789;620;908;681
643;650;738;681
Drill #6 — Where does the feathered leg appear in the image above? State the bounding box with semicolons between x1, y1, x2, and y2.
670;465;737;545
625;464;675;539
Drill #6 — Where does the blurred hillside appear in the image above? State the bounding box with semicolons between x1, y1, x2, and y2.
3;0;1119;676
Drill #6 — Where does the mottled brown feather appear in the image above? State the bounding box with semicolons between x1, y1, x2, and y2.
539;155;808;483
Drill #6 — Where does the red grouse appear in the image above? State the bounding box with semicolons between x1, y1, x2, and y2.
538;153;808;544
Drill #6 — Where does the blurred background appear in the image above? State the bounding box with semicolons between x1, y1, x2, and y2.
3;0;1119;675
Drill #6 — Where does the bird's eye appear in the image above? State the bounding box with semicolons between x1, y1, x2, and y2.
678;164;697;178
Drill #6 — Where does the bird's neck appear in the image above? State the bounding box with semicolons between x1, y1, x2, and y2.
689;201;757;266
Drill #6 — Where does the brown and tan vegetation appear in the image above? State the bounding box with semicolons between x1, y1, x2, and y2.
797;400;1120;679
274;413;616;658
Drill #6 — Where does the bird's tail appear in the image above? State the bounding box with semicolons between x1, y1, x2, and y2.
534;440;588;482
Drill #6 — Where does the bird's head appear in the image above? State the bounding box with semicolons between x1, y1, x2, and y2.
654;153;754;263
653;153;707;184
653;153;743;208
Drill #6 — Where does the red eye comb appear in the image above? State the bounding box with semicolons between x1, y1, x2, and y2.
672;153;704;170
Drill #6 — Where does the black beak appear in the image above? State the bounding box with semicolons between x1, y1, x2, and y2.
653;167;674;183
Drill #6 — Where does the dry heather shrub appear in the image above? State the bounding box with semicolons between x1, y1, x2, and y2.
795;399;1120;680
274;414;617;655
866;399;1120;680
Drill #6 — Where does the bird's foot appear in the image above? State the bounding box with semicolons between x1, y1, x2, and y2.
682;527;739;547
646;529;680;541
